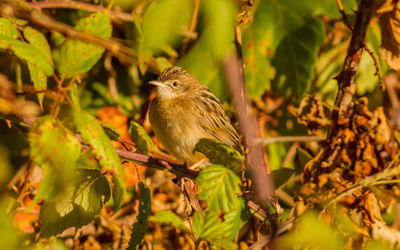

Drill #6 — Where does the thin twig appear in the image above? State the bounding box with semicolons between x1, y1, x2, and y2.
329;153;400;204
180;0;200;54
260;135;325;145
27;0;135;22
336;0;353;30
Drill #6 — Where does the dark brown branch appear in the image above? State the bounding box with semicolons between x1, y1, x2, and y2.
336;0;354;31
27;0;135;23
328;0;377;140
223;55;274;205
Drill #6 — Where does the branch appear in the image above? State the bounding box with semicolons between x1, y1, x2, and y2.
336;0;353;30
260;135;325;145
116;148;198;179
27;0;135;23
328;0;377;140
223;55;274;205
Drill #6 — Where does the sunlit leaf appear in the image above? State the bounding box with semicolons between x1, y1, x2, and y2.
195;165;248;246
0;39;53;76
0;200;22;250
101;122;121;141
23;27;53;64
39;169;111;238
197;165;242;212
23;26;53;107
267;141;287;171
150;210;188;231
242;29;274;99
192;211;238;249
178;0;235;102
280;211;343;250
29;116;81;202
140;0;191;52
129;121;156;154
73;110;125;207
0;17;18;39
56;12;112;78
193;139;243;176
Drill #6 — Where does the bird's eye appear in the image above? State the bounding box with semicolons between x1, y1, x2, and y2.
172;81;179;87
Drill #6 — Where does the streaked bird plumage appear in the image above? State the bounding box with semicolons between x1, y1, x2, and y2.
149;66;241;165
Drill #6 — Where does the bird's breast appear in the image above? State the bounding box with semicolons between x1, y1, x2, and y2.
149;97;203;163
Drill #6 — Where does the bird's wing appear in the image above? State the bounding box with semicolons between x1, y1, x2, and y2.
191;89;242;152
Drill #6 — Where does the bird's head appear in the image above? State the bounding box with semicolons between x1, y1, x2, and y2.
149;66;201;100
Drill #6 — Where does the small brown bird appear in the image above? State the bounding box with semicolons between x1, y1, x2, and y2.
148;66;241;165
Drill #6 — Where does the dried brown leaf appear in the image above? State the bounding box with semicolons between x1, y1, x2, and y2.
379;0;400;69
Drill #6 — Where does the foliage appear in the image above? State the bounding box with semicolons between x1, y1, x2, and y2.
1;0;400;249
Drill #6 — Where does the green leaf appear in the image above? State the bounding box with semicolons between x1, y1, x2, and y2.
244;0;329;100
149;210;188;231
0;200;23;250
128;182;151;250
177;0;235;102
75;13;112;39
195;165;248;246
73;111;125;206
199;0;235;60
129;121;156;154
39;168;111;238
242;30;275;99
101;122;121;141
356;23;383;95
138;0;192;70
110;175;124;211
29;116;81;202
193;139;243;176
23;27;53;64
56;12;112;78
0;18;18;39
0;39;53;76
364;240;392;250
27;63;47;108
281;211;343;250
5;25;54;107
23;27;53;108
192;211;238;249
271;17;325;99
272;168;295;189
197;165;242;212
267;141;287;171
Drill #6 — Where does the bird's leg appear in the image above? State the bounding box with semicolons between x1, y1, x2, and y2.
182;178;202;211
187;158;210;171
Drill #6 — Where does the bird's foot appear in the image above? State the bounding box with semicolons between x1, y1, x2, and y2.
188;158;210;171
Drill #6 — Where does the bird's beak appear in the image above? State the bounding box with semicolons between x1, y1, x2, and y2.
148;80;164;88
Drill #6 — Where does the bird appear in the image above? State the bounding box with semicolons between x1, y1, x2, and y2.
148;66;242;166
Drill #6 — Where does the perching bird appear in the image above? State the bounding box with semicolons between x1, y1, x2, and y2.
148;66;241;165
